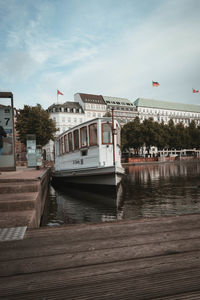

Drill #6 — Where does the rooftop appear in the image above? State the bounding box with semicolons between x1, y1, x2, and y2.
134;98;200;113
103;95;135;107
76;93;105;105
47;101;83;111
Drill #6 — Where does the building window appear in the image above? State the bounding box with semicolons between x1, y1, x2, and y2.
89;123;97;146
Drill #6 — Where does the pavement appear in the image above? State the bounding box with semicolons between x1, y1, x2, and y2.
0;166;46;182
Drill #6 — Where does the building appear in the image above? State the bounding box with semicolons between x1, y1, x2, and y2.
134;98;200;126
74;93;107;121
47;101;84;134
102;95;138;125
45;93;200;161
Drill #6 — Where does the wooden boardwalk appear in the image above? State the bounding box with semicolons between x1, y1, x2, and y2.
1;214;200;299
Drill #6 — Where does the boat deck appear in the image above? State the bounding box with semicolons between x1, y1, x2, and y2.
1;214;200;299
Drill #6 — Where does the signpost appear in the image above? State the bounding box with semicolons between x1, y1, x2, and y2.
0;92;16;171
26;134;36;167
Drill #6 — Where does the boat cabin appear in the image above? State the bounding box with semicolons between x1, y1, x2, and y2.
54;117;122;172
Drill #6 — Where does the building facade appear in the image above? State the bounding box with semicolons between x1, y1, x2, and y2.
47;101;84;134
74;93;107;121
134;98;200;126
102;95;138;125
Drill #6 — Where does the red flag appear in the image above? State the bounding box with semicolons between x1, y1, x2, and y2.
57;89;64;95
152;81;159;87
193;88;199;93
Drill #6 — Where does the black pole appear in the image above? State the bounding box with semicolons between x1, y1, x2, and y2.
112;108;115;166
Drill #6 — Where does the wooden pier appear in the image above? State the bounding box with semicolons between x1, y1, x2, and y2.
1;213;200;299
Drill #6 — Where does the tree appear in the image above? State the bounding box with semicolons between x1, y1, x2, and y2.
16;104;58;146
175;122;188;149
121;117;143;153
155;121;169;150
187;120;200;149
141;118;160;154
103;111;112;117
167;119;177;149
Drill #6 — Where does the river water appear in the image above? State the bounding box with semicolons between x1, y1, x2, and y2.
44;161;200;226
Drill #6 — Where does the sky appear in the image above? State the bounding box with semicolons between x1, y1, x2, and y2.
0;0;200;109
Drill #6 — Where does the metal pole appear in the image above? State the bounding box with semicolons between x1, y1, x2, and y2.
112;108;115;166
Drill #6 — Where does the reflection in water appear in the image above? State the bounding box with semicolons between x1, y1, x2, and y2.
46;185;117;226
45;161;200;226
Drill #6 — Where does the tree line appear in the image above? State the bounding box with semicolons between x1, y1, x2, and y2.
121;116;200;154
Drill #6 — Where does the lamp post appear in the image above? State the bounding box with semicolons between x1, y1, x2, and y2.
111;108;115;166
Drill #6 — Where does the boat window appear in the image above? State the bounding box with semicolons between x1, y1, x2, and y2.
102;123;112;144
59;138;62;155
81;149;88;156
89;123;97;146
64;134;69;153
68;132;73;152
59;137;64;155
73;129;79;150
80;126;88;148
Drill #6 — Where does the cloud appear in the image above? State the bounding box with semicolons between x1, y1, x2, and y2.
1;0;200;108
54;0;200;105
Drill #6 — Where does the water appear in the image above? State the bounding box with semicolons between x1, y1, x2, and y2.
44;161;200;226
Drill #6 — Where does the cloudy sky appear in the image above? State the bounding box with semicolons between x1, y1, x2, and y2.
0;0;200;109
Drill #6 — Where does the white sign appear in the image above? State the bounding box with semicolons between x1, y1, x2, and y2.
0;106;15;169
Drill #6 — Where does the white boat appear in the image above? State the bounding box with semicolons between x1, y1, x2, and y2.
52;117;125;188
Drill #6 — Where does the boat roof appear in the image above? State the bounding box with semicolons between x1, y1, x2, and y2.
56;117;118;139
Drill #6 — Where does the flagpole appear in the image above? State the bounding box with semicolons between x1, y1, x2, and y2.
57;90;58;104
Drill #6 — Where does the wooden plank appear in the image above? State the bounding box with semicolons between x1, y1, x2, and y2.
1;215;200;299
1;235;200;277
0;250;200;296
2;267;200;299
1;226;200;261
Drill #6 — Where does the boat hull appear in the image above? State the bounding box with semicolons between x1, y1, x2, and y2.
52;165;124;187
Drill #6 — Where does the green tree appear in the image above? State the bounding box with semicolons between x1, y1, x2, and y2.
155;121;169;150
141;118;160;154
175;122;188;149
16;104;58;146
121;117;143;153
187;120;200;149
167;119;177;149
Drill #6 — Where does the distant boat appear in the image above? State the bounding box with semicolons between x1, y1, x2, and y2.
52;117;125;189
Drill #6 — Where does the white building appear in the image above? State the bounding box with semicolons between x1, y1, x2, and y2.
74;93;107;121
47;101;85;134
134;98;200;126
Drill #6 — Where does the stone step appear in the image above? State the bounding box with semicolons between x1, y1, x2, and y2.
0;193;38;212
0;210;37;229
0;181;40;194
